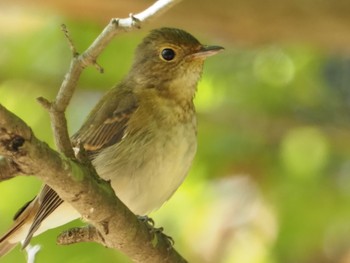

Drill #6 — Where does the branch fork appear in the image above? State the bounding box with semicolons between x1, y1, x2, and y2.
0;0;187;262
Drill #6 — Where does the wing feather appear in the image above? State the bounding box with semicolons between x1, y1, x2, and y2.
19;89;138;246
22;185;63;247
72;90;138;155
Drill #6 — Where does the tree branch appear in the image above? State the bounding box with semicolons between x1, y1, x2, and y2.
39;0;182;158
0;157;20;182
0;104;186;262
57;225;105;246
1;0;187;262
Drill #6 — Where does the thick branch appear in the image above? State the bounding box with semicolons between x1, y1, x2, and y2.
0;104;186;262
0;157;20;182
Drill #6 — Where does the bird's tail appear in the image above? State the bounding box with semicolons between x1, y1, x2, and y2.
0;200;33;257
0;186;80;258
0;240;17;257
0;219;28;257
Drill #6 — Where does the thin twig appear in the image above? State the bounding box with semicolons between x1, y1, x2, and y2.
40;0;182;159
36;97;51;110
57;225;104;245
60;24;78;57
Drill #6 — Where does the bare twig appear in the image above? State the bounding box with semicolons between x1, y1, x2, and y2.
60;24;78;57
57;225;104;245
39;0;182;159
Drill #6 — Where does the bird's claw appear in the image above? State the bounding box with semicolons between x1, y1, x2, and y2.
159;231;175;250
137;215;154;226
137;215;174;250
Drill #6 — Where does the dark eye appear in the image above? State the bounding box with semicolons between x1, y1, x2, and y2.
161;48;176;61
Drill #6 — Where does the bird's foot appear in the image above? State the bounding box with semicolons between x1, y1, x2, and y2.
137;215;155;226
137;215;174;250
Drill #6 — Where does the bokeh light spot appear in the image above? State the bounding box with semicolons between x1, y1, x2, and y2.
253;48;295;87
280;127;329;178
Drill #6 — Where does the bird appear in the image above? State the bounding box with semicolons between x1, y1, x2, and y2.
0;27;223;256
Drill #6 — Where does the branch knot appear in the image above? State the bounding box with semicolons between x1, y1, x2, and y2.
8;135;25;152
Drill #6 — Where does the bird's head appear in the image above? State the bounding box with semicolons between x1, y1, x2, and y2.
128;28;223;97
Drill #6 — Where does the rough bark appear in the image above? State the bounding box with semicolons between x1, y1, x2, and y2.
0;0;187;262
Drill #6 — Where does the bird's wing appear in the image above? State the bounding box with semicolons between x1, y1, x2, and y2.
71;90;138;155
19;90;138;246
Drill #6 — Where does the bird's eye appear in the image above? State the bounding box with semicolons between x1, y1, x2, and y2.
161;48;176;61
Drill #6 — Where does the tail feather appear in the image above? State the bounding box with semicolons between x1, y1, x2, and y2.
0;186;80;258
0;209;31;257
0;240;17;257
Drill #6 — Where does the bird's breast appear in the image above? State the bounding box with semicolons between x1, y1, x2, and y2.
92;105;197;215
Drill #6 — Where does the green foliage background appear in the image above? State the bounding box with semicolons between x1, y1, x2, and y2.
1;7;350;263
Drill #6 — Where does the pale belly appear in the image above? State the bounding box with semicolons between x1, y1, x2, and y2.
92;122;197;215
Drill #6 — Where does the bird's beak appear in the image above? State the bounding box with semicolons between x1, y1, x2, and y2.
190;45;224;59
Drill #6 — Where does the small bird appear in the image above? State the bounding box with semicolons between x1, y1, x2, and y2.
0;27;223;256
